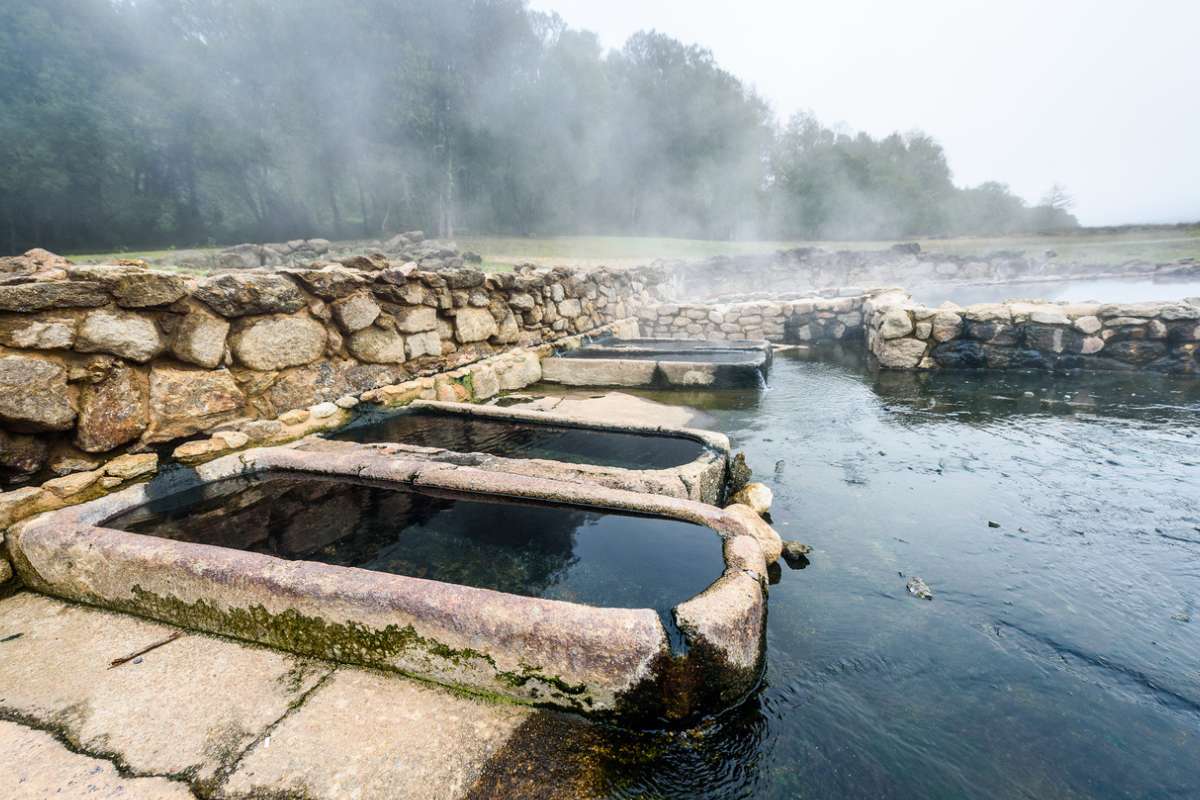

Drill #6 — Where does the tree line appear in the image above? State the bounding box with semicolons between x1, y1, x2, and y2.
0;0;1078;255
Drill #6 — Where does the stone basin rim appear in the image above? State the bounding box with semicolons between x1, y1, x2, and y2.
6;444;767;723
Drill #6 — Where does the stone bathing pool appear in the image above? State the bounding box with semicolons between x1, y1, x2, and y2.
324;400;730;503
542;337;772;389
8;446;768;723
499;346;1200;798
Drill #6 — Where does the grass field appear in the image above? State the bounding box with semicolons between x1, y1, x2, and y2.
65;226;1200;271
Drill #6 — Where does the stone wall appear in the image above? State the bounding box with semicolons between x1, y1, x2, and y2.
635;292;880;344
664;246;1200;302
865;292;1200;373
0;248;665;483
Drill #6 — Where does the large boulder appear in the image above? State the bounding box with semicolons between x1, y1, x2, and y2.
74;362;148;452
194;273;306;317
878;307;914;339
170;308;230;368
454;307;499;343
0;355;75;431
230;315;327;370
0;281;109;312
144;366;245;443
75;309;165;363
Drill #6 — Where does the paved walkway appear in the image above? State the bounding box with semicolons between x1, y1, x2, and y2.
0;592;616;799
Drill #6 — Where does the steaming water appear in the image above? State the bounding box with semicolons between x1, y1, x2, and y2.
530;348;1200;798
330;407;709;469
106;476;725;637
915;277;1200;306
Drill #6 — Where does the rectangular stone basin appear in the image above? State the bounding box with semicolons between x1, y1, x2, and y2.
7;445;768;725
323;400;729;504
542;337;771;389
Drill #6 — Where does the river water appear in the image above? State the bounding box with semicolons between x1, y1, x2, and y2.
532;348;1200;799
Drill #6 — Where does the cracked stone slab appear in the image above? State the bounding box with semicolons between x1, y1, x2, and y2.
0;592;330;790
0;719;196;799
219;667;533;800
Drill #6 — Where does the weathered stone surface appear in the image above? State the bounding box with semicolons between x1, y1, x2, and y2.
331;292;381;333
0;720;196;800
0;314;77;349
42;469;101;498
0;429;49;479
75;363;148;452
0;281;109;312
1074;315;1102;334
75;309;165;363
221;668;530;800
103;452;158;481
169;307;230;368
469;365;500;400
932;340;986;369
0;593;331;791
230;315;327;370
194;273;306;317
144;366;245;443
70;266;190;308
392;304;438;333
873;337;927;368
0;355;75;431
1106;340;1168;365
406;330;441;359
454;307;499;343
730;482;773;515
878;307;913;339
284;267;369;299
348;326;407;364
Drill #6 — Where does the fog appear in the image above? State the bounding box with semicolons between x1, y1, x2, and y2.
2;0;1193;255
534;0;1200;226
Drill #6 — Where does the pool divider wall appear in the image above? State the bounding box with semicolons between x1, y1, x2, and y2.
323;399;731;504
6;444;768;724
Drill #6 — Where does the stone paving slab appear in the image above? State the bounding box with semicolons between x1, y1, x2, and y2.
219;667;533;800
0;719;195;799
0;592;551;798
0;592;331;791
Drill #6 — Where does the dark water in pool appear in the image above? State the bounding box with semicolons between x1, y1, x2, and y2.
915;277;1200;306
560;350;764;364
330;408;708;469
543;348;1200;798
106;476;725;638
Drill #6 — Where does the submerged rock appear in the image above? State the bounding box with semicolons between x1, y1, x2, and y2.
730;482;773;515
781;540;811;569
906;576;933;601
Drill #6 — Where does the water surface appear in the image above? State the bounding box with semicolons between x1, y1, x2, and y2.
330;408;709;469
530;347;1200;798
107;476;725;637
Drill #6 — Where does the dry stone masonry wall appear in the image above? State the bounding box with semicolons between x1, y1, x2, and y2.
636;292;878;343
865;292;1200;374
0;247;665;484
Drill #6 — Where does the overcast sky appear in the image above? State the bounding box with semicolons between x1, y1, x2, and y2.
530;0;1199;226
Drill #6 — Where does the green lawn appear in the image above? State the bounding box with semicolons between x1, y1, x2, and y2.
62;227;1200;273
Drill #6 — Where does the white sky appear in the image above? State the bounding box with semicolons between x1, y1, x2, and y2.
530;0;1200;226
